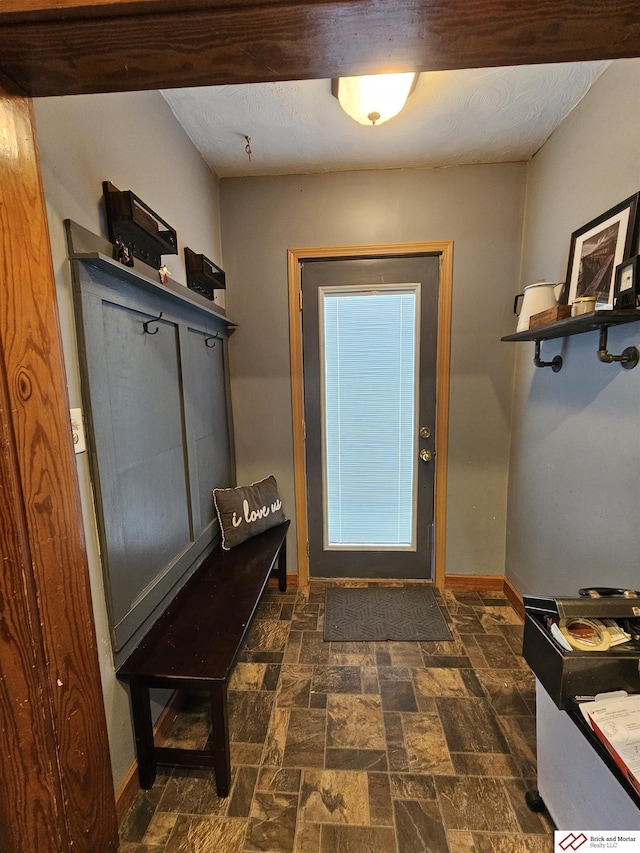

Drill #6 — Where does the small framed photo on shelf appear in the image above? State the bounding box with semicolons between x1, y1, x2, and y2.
562;192;640;309
614;255;640;309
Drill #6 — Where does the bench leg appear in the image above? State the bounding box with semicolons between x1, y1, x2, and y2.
129;684;157;789
278;538;287;592
210;682;231;797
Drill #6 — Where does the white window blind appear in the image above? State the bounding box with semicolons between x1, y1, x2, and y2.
321;286;418;549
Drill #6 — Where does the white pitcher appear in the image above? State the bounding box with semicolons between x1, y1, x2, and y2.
513;281;558;332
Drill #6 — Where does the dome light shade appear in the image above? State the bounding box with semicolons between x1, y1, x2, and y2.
333;73;418;126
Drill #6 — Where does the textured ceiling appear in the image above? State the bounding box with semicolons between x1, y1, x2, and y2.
161;61;610;179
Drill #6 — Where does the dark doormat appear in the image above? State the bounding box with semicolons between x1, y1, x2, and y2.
323;586;452;642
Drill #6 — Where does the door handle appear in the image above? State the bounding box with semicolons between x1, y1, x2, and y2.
419;449;432;463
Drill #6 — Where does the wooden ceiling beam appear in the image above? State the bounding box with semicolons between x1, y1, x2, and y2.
1;0;639;98
0;0;273;18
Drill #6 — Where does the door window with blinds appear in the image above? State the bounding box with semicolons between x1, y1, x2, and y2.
319;284;420;550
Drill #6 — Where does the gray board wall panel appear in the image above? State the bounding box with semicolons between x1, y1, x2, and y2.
182;325;233;536
69;227;236;664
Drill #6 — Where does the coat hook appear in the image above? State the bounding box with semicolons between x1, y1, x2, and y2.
143;311;163;335
205;333;221;348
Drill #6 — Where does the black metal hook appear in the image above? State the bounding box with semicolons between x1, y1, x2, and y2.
205;333;221;348
143;311;163;335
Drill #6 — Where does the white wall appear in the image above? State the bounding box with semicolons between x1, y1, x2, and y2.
219;164;526;577
34;90;223;787
506;59;640;596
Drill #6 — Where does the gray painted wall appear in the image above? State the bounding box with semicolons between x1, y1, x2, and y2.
506;59;640;596
33;90;224;787
219;164;526;577
31;61;639;793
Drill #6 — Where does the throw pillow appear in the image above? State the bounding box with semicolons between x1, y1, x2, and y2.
213;475;286;550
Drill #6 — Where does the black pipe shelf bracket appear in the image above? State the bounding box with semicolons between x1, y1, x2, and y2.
534;339;563;372
501;309;640;372
597;325;639;369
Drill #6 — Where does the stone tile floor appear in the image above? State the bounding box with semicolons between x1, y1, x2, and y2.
119;581;554;852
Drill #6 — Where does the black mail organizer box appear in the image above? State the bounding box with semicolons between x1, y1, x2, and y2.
117;520;289;798
103;180;178;269
523;594;640;710
184;246;226;300
523;593;640;818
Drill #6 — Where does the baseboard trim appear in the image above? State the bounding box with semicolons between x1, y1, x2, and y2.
444;574;504;591
268;573;298;588
444;573;525;617
502;576;525;619
115;690;184;823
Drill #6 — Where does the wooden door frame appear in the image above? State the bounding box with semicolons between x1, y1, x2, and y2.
0;92;118;852
288;242;453;590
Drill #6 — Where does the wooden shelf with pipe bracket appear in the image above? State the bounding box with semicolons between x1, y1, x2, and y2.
501;309;640;371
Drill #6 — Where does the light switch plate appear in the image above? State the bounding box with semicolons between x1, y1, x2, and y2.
70;407;86;454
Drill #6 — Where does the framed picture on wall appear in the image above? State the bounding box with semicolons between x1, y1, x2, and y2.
562;192;640;309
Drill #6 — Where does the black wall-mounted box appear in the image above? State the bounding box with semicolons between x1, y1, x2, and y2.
523;595;640;709
184;247;226;300
103;181;178;270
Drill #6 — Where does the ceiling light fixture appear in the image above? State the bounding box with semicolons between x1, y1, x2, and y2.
332;72;418;126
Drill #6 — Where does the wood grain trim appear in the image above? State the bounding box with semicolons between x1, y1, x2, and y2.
267;574;298;588
444;574;525;617
0;93;118;853
0;0;268;17
288;248;310;588
0;320;68;853
444;574;525;619
503;576;525;619
1;1;639;97
115;690;185;822
444;574;505;591
114;763;141;826
433;242;453;590
288;242;452;589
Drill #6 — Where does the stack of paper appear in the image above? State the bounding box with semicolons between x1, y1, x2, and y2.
580;692;640;795
602;619;633;647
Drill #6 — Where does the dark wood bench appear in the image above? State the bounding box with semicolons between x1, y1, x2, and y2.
116;520;289;797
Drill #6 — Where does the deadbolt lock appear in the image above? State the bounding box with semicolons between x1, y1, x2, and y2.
419;426;431;439
419;449;432;463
